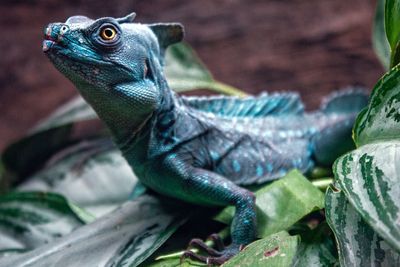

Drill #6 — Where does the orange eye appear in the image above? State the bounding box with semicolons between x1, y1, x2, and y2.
100;27;117;41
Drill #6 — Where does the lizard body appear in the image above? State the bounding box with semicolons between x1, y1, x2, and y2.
43;13;368;264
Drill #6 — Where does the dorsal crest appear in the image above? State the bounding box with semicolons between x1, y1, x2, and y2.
149;23;184;51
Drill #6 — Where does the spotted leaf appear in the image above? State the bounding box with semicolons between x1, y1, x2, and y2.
222;231;300;267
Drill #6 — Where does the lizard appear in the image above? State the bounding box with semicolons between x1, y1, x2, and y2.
42;12;368;265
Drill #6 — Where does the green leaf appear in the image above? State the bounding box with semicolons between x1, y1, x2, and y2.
385;0;400;49
18;148;138;218
165;43;246;96
386;0;400;66
353;65;400;147
0;195;188;267
0;192;85;252
326;186;400;266
222;231;300;267
373;0;391;69
215;170;325;238
333;143;400;252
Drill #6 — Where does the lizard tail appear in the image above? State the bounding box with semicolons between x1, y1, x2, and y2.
320;86;369;114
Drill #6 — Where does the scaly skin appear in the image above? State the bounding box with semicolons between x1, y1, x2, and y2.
43;13;368;265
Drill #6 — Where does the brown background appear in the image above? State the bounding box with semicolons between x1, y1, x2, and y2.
0;0;383;151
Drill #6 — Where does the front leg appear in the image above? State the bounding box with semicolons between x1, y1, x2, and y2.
176;167;257;264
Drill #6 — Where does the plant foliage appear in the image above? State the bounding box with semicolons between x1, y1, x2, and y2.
326;0;400;265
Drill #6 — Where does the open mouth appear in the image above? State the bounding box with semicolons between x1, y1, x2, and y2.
43;27;59;53
42;39;56;52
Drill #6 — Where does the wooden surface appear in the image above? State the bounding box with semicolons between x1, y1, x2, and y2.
0;0;383;151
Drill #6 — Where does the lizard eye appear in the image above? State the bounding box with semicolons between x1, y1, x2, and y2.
100;26;117;41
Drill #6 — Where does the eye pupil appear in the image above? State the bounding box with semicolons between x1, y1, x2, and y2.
104;29;113;37
100;26;117;41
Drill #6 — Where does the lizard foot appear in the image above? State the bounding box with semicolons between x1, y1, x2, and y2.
181;235;240;266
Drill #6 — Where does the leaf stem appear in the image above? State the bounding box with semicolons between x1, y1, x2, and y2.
310;167;332;179
311;178;333;191
209;81;248;97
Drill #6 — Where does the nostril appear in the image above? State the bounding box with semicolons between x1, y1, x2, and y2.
44;23;69;43
59;25;69;35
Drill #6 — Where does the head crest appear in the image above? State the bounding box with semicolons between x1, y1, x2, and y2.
116;13;136;23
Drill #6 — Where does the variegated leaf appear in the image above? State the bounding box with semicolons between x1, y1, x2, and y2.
326;187;400;266
291;223;338;267
0;192;86;256
18;148;137;219
353;66;400;147
0;195;187;267
333;142;400;252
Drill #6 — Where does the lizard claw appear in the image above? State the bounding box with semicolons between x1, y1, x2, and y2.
181;250;232;266
181;235;240;266
188;238;221;256
207;233;225;251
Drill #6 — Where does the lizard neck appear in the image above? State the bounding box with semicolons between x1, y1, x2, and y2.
75;81;156;145
116;78;182;167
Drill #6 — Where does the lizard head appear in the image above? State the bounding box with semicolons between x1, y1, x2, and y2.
43;13;183;142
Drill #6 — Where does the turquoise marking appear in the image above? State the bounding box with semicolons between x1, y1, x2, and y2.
266;163;273;172
256;164;264;176
210;150;219;160
233;160;241;172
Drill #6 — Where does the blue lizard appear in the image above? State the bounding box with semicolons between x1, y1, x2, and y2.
42;13;368;264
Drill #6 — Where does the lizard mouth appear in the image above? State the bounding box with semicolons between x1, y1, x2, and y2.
42;39;56;52
42;24;64;53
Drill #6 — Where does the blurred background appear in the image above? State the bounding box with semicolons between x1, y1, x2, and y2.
0;0;382;151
